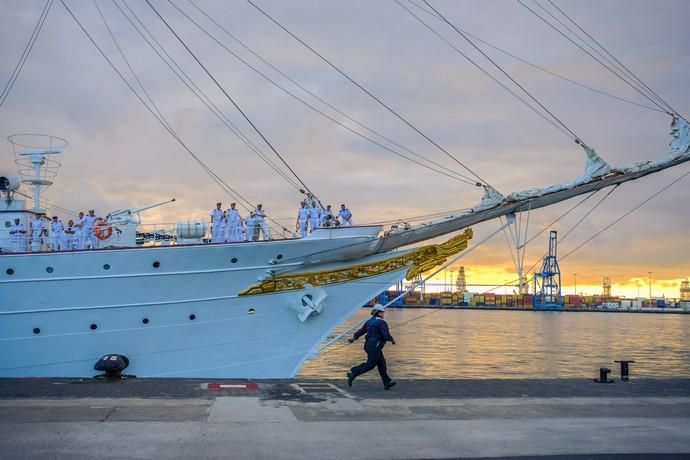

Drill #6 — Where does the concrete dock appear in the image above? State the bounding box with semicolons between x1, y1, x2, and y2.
1;377;689;459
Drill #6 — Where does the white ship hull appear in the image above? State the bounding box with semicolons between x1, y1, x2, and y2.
0;228;428;378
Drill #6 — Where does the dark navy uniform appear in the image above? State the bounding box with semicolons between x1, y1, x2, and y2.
348;313;395;388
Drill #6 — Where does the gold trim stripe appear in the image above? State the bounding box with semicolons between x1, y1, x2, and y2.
238;229;473;296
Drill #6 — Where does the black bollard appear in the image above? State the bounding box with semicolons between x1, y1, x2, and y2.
594;367;613;383
94;354;130;379
614;360;635;381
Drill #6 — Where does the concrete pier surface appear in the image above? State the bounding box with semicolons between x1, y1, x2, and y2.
1;378;689;459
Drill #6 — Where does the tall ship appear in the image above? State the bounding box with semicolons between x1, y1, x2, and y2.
1;1;688;378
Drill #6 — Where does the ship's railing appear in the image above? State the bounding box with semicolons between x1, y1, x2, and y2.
0;235;32;253
0;233;97;252
136;216;347;246
136;220;301;247
0;217;350;252
135;223;178;246
0;234;58;253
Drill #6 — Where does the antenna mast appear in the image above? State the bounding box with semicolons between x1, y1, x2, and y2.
9;134;68;213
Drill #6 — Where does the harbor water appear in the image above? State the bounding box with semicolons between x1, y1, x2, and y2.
298;308;690;379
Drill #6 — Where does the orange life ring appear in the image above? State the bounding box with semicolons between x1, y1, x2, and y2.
93;219;113;240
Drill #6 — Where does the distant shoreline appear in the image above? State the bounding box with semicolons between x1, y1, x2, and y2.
382;305;690;314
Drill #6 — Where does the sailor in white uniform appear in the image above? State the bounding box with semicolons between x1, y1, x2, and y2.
226;203;243;243
73;212;85;249
254;204;268;240
63;219;76;250
320;205;334;226
30;214;45;251
49;215;65;251
9;218;27;252
83;209;99;249
338;204;353;227
211;202;224;243
220;211;228;242
296;201;310;238
225;203;243;243
308;203;321;233
245;211;257;241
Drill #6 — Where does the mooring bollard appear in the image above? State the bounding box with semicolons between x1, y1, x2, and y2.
594;367;613;383
614;360;635;381
94;354;130;379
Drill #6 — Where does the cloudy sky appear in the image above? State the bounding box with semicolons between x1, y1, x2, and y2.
1;0;689;298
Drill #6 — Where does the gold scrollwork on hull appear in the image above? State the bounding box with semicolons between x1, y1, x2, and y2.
238;228;473;296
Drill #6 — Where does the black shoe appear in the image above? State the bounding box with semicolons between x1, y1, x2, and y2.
347;372;354;387
384;380;397;390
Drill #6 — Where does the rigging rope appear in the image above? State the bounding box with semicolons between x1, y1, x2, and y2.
517;0;675;117
183;0;478;186
520;190;599;248
558;185;619;243
115;0;304;193
485;186;618;294
423;0;589;149
97;2;290;235
145;0;319;202
368;206;473;226
59;0;276;228
95;1;173;134
163;0;477;186
561;171;689;261
316;221;511;354
396;0;574;144
484;167;687;295
405;0;664;114
533;1;660;110
0;0;53;107
246;0;489;188
544;0;680;117
15;191;80;218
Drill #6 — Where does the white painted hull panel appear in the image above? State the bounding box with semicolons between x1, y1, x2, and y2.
0;239;406;378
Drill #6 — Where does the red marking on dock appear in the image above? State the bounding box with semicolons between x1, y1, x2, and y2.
205;382;258;390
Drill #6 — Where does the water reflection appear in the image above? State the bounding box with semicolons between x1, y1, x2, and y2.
298;309;690;379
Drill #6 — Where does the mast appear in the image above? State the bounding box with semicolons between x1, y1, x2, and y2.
9;134;68;214
377;117;690;253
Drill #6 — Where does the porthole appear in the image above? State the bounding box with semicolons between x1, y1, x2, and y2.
276;254;283;260
33;327;40;335
231;257;238;264
46;266;54;273
189;314;196;320
248;308;256;315
103;264;111;270
90;323;98;330
152;261;160;268
4;220;11;228
142;318;149;324
6;268;14;275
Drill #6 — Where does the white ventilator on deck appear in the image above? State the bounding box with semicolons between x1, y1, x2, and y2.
176;220;207;240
